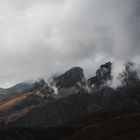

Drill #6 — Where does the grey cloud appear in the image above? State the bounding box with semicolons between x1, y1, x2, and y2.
0;0;139;87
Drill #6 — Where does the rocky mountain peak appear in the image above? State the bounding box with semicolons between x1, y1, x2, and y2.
53;67;85;88
88;61;112;86
96;61;112;82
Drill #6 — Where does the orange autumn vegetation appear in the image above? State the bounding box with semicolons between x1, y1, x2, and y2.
0;93;32;111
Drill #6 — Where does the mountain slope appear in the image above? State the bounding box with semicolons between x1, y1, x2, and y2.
0;110;140;140
0;61;140;133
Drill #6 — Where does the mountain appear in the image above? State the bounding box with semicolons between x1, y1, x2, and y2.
53;67;85;88
88;61;112;86
0;79;46;103
0;62;140;139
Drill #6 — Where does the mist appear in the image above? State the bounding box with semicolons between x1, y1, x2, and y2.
0;0;140;87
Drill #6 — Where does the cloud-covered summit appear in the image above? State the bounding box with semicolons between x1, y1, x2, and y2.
0;0;140;87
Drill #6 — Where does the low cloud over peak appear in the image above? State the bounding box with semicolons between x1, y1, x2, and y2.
0;0;139;88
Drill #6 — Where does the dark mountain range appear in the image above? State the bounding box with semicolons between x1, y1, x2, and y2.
0;61;140;139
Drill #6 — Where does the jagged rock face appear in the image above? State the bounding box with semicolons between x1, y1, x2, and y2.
96;62;112;82
53;67;85;88
88;62;112;86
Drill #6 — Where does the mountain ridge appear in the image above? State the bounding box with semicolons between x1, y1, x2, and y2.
0;61;140;129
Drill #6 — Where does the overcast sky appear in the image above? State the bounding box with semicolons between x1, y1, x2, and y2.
0;0;140;87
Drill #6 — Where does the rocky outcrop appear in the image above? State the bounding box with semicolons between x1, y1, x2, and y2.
53;67;85;88
88;62;112;86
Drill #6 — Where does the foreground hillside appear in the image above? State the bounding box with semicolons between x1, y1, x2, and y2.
0;110;140;140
